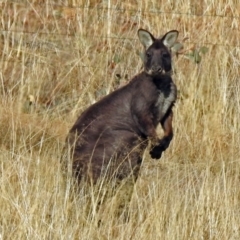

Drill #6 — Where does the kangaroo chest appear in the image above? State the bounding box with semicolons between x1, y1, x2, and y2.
154;80;177;120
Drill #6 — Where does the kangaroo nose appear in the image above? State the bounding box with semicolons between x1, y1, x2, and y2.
152;65;162;73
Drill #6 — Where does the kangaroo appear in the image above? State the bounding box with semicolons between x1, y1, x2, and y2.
64;29;179;184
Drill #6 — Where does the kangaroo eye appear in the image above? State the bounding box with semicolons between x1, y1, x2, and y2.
146;52;152;58
162;52;170;58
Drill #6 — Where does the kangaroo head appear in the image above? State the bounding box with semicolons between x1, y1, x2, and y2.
138;29;179;76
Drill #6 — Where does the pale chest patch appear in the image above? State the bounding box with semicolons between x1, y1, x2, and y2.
155;81;177;120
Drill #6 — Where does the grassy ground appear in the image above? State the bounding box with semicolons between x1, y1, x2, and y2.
1;0;240;239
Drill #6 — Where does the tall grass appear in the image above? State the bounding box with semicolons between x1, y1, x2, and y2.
0;0;240;239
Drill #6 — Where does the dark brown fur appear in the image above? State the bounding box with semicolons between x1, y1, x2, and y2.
64;29;179;184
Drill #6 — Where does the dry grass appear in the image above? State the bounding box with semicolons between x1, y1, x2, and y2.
1;0;240;239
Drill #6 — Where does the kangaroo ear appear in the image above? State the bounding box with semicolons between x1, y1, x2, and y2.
138;29;155;49
162;30;179;48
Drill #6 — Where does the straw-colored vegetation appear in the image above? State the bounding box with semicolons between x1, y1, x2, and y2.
1;0;240;239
